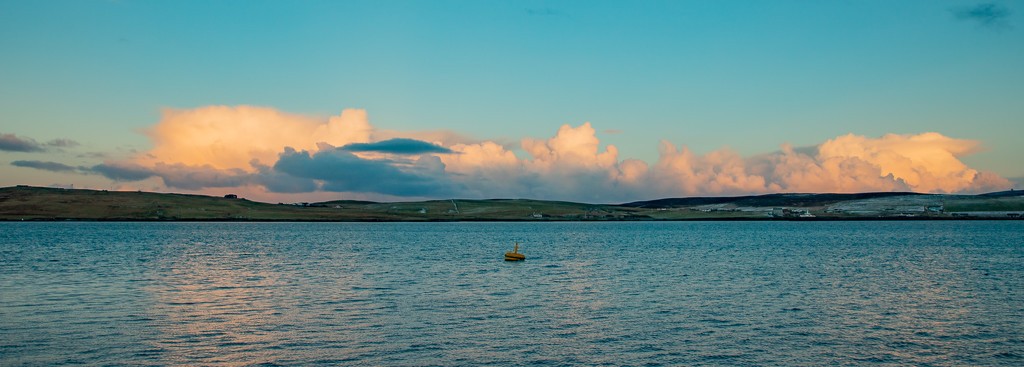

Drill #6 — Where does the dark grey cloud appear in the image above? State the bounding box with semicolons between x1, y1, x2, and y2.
78;152;110;159
134;148;464;196
16;154;303;193
954;3;1011;27
15;160;160;182
150;163;251;190
11;160;78;172
792;145;819;157
0;133;45;152
90;162;156;181
0;133;79;152
251;159;319;193
46;139;79;148
15;144;464;197
91;162;260;190
87;161;267;191
339;138;454;155
274;147;465;197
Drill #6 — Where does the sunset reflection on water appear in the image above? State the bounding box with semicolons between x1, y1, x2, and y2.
142;228;385;365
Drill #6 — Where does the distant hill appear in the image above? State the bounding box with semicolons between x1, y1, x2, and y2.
619;192;923;208
1;185;1022;221
981;189;1024;198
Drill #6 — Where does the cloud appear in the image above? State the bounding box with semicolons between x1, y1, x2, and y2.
652;143;772;196
521;122;618;170
273;146;465;197
11;160;78;172
0;133;45;152
89;161;266;191
0;133;79;153
90;162;156;181
442;125;1010;201
643;132;1011;197
814;133;989;193
46;139;79;148
138;105;473;171
78;151;110;159
953;3;1011;28
149;163;251;190
56;105;1010;202
340;138;454;155
137;106;371;171
250;159;318;194
86;145;464;197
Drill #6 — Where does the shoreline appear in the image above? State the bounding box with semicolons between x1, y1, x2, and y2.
3;216;1021;223
3;185;1021;222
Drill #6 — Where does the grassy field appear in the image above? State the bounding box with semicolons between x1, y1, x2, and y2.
944;196;1024;212
0;186;643;221
1;186;1022;221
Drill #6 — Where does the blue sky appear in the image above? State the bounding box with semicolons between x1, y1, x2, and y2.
1;1;1021;202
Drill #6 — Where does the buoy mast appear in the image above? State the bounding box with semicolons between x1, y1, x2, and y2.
505;241;525;261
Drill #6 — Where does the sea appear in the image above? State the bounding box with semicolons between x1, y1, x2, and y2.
1;221;1022;366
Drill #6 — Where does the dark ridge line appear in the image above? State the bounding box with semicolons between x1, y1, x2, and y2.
2;185;1020;206
617;192;926;208
2;216;1021;223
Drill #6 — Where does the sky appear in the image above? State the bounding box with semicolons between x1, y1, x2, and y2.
1;0;1021;203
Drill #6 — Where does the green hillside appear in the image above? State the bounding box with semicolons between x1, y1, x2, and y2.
1;186;1022;221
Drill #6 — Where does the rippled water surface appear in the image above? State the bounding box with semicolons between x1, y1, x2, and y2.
1;221;1023;365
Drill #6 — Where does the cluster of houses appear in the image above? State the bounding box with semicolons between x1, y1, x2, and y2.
950;211;1024;218
823;204;944;217
770;208;815;218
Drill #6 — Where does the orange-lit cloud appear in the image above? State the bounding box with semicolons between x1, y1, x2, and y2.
68;106;1014;202
139;106;373;170
138;106;475;171
816;133;993;193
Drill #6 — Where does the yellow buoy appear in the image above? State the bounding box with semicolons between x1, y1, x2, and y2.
505;241;525;261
